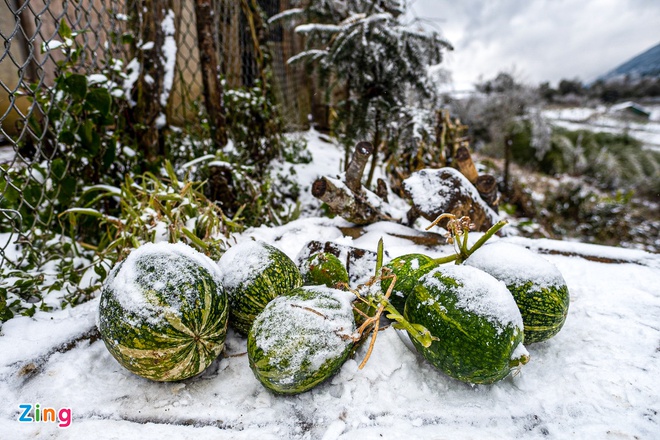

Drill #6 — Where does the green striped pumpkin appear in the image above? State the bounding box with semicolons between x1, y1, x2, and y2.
218;241;302;335
248;286;356;394
381;253;435;312
301;252;349;287
97;242;228;381
465;241;570;343
405;264;529;384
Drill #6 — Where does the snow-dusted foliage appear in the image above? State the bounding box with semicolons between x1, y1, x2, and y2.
276;0;452;161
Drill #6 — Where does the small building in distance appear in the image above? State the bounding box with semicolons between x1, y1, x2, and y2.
609;101;652;120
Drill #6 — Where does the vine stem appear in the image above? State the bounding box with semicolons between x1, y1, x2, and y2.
351;215;507;370
353;271;396;370
465;219;508;257
351;268;437;370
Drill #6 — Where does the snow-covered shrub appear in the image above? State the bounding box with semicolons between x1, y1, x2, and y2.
539;179;659;252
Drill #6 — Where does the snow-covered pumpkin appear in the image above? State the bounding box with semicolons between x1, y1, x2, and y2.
465;241;570;343
405;264;529;384
97;242;228;381
217;240;303;335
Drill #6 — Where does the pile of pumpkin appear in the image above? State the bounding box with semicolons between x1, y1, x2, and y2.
97;217;569;393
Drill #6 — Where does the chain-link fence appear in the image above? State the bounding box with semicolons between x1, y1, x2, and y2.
0;0;308;268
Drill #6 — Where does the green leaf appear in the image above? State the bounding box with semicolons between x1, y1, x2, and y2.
102;141;116;170
65;74;87;101
51;158;66;180
24;184;43;207
89;130;101;155
58;20;72;39
22;304;37;317
94;264;107;279
62;207;105;218
86;88;112;116
58;130;75;146
77;120;94;150
375;237;384;276
58;175;77;205
121;33;134;45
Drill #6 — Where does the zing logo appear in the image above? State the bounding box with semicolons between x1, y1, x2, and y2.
18;404;71;428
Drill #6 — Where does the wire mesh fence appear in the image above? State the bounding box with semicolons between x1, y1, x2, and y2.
0;0;307;268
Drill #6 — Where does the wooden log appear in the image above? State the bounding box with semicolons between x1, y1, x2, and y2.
133;0;168;164
312;141;400;225
455;146;479;184
406;206;420;226
312;177;395;225
345;141;373;193
475;174;499;211
206;162;236;213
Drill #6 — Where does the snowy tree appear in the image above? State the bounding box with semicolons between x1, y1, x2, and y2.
275;0;452;187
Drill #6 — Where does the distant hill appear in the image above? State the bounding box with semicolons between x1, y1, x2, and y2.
598;42;660;82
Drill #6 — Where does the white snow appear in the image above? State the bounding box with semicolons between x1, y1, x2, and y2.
41;40;65;52
543;104;660;152
82;184;122;197
2;218;660;438
87;74;108;86
268;8;304;24
160;9;177;107
295;23;342;34
122;58;141;105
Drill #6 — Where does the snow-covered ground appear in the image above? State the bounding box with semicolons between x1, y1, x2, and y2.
543;104;660;152
1;131;659;439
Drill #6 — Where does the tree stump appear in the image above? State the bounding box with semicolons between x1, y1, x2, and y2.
403;168;499;231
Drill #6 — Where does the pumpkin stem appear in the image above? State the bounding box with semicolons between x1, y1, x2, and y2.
426;213;508;264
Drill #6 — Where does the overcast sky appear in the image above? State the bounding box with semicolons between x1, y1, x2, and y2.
405;0;660;89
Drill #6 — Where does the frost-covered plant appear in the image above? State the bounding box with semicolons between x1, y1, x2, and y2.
26;21;135;187
0;161;237;322
63;161;233;262
455;72;540;157
384;108;470;197
4;22;138;242
276;0;452;187
0;230;100;321
545;128;660;194
223;83;308;172
538;179;659;252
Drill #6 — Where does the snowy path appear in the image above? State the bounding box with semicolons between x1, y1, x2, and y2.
1;219;659;439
